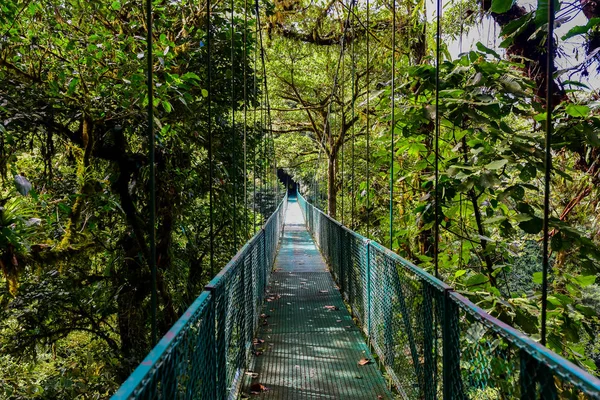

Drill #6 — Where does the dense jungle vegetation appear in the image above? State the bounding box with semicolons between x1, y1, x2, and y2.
1;0;600;397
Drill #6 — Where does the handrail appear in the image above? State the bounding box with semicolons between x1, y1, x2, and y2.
297;191;600;399
112;194;288;399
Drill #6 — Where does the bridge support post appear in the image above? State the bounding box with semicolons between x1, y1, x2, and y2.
422;284;435;400
442;290;464;399
366;240;371;337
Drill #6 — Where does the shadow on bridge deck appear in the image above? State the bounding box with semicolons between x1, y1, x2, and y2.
241;197;393;399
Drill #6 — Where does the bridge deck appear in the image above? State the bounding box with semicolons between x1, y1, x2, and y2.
241;197;392;399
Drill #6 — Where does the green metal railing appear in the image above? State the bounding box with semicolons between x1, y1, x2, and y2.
112;195;287;400
297;193;600;399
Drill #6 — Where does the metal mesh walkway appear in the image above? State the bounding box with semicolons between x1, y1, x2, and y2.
241;197;393;399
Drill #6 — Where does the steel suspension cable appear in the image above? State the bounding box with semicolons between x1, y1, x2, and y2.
351;13;356;229
389;0;396;249
341;42;345;225
207;0;215;276
434;0;441;278
541;0;555;347
145;0;157;346
252;7;258;234
231;0;237;251
243;0;248;239
366;0;370;239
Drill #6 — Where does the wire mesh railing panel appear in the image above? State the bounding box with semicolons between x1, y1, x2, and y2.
112;196;287;400
449;291;600;399
368;241;444;399
297;192;600;399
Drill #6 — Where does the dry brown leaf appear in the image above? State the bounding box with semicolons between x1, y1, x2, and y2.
358;358;372;366
250;383;269;393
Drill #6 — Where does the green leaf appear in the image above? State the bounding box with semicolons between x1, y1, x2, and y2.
162;100;172;113
519;216;543;234
575;305;597;317
535;0;560;26
68;78;79;95
565;104;590;118
111;1;121;10
491;0;514;13
561;18;600;40
466;273;488;286
485;159;508;170
476;42;501;59
455;269;467;278
574;275;596;287
533;271;543;284
201;89;209;98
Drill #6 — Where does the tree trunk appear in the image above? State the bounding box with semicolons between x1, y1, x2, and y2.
327;155;337;218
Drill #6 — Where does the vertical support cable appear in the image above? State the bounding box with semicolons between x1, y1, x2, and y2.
366;0;370;239
243;0;248;239
341;44;345;226
389;0;396;250
252;6;258;234
434;0;441;278
351;16;356;229
541;0;555;347
207;0;215;276
231;0;237;251
146;0;157;346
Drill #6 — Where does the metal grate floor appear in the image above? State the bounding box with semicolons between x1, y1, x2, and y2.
241;199;393;399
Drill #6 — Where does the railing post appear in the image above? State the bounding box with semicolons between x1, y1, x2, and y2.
203;294;217;399
205;284;226;399
339;225;345;294
366;239;371;337
442;290;464;400
422;284;435;400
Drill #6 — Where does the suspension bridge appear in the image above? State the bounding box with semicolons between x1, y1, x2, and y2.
111;191;600;399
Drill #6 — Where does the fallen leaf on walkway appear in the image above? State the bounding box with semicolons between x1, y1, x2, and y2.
319;290;328;293
245;371;259;379
324;305;339;310
358;358;372;366
336;319;342;322
250;383;269;393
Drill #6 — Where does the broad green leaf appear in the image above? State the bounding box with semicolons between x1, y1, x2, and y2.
162;100;172;113
454;269;467;278
561;18;600;40
519;216;543;234
532;271;543;284
466;273;488;286
491;0;514;13
476;42;501;59
201;89;209;98
535;0;560;26
565;104;590;118
111;1;121;10
574;275;596;287
485;159;508;170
